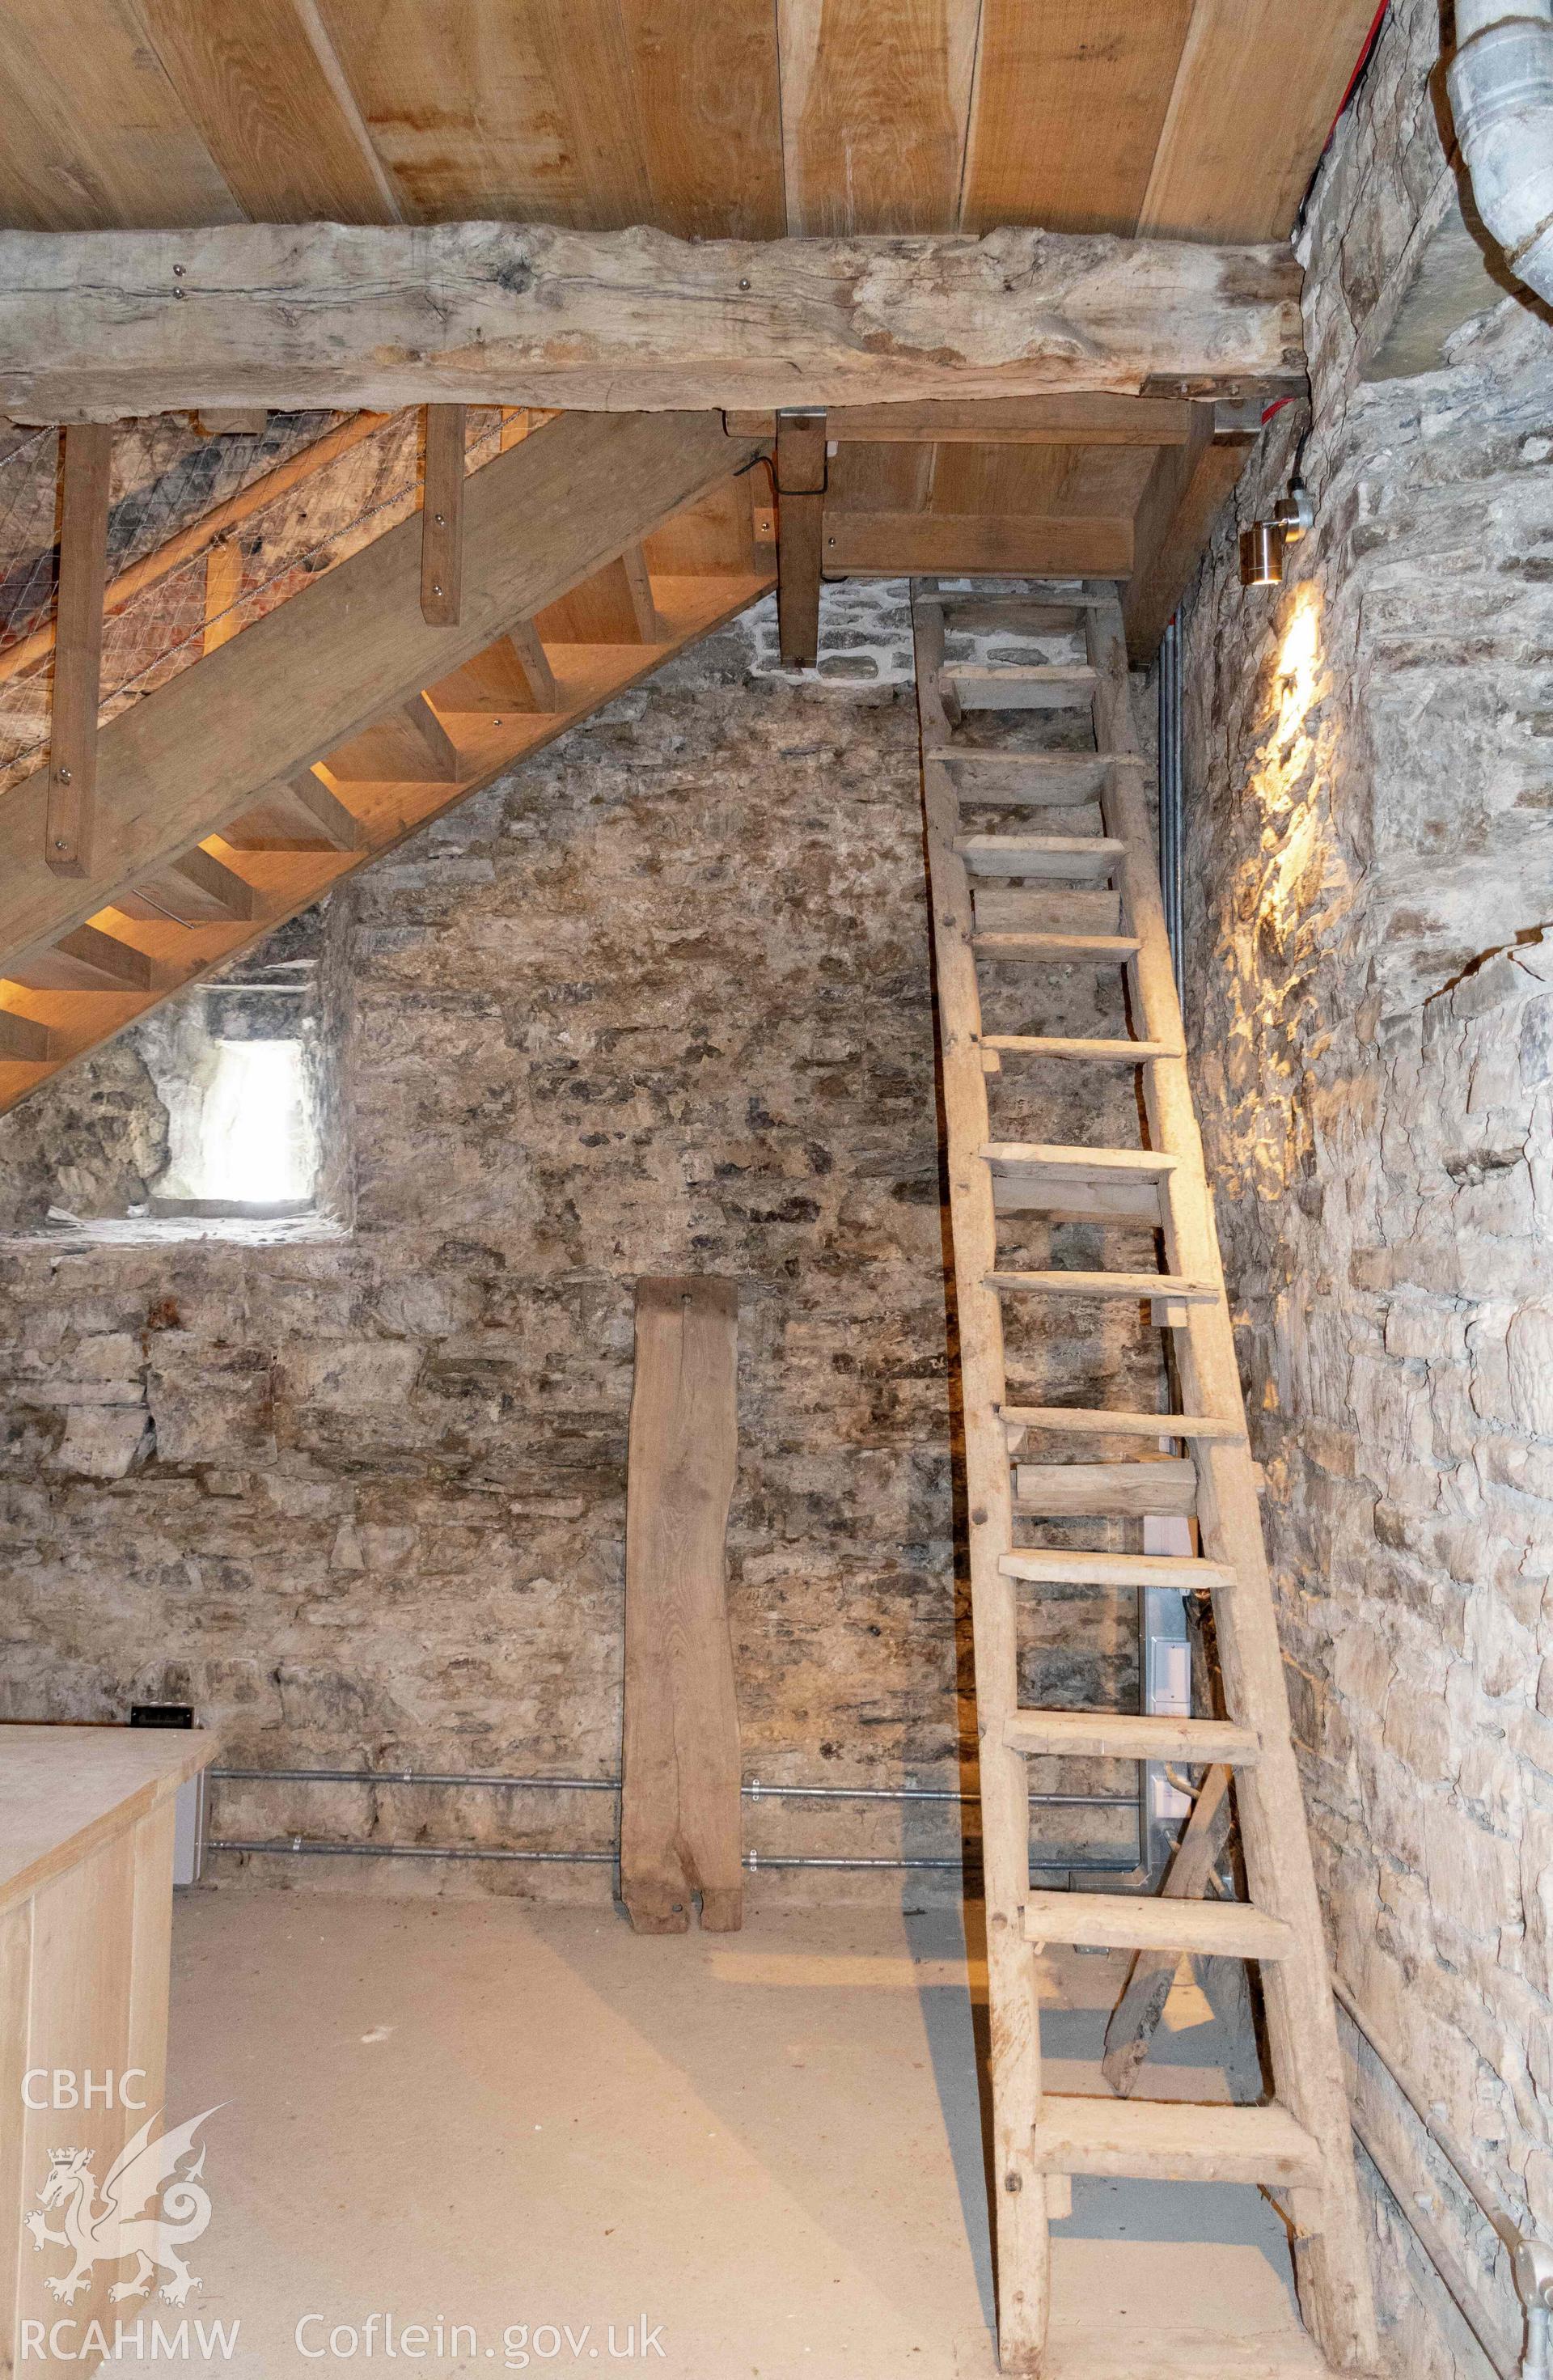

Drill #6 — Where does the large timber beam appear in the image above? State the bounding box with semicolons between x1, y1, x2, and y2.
0;222;1305;421
0;412;759;973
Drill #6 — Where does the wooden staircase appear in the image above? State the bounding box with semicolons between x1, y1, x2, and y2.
912;580;1378;2376
0;411;771;1112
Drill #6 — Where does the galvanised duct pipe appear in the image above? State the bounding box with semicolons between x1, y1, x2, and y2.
1449;0;1553;305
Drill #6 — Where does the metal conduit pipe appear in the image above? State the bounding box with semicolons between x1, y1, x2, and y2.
207;1839;967;1872
209;1765;1135;1810
1333;1976;1553;2379
1157;611;1184;1002
1449;0;1553;305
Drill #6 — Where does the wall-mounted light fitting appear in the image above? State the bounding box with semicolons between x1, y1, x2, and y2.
1239;481;1314;588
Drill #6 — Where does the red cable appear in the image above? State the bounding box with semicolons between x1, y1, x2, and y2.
1332;2;1390;134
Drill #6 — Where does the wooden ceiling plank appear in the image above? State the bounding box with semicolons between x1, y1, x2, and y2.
779;0;981;233
824;512;1132;577
1138;0;1383;242
526;0;655;229
129;0;405;222
962;0;1194;234
0;222;1305;416
0;413;761;971
726;396;1195;443
313;0;578;222
0;0;242;231
615;0;785;239
46;423;113;881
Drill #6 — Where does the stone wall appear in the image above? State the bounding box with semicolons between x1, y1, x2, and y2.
1179;0;1553;2369
0;589;1156;1897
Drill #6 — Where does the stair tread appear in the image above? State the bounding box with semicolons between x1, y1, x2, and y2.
0;1009;51;1062
1001;1405;1246;1442
1030;2095;1323;2187
1000;1548;1238;1589
1005;1710;1260;1764
986;1269;1218;1300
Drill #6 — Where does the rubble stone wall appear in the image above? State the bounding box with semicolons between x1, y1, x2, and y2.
0;595;1154;1899
1179;0;1553;2367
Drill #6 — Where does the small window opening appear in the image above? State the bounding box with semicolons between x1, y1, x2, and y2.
152;1027;319;1218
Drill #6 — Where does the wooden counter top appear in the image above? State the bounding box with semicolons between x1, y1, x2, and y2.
0;1721;219;1916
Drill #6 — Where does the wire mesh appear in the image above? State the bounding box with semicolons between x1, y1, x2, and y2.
0;405;522;798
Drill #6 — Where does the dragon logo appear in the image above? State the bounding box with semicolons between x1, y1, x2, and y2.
25;2107;220;2307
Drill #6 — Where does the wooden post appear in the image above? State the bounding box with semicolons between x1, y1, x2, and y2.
621;1277;743;1934
1101;1764;1233;2093
46;422;112;877
421;404;466;626
202;537;243;654
775;409;826;669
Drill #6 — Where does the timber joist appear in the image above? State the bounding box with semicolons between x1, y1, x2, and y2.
0;411;772;1115
911;577;1380;2374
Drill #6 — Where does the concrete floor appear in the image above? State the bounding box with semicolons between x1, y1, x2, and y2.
150;1890;1331;2380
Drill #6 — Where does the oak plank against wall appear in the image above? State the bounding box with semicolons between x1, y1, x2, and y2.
621;1277;743;1935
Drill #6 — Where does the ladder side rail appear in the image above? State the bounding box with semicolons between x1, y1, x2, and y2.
912;587;1049;2374
1084;586;1379;2374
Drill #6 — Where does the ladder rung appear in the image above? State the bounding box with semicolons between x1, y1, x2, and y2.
1023;1889;1292;1961
1013;1456;1197;1517
986;1270;1218;1301
980;1034;1182;1062
975;887;1123;938
943;663;1098;710
932;752;1151;799
1005;1710;1260;1765
1001;1405;1246;1442
999;1548;1238;1590
1030;2096;1322;2188
957;834;1123;880
941;588;1112;616
972;930;1141;960
984;1141;1171;1223
982;1141;1174;1179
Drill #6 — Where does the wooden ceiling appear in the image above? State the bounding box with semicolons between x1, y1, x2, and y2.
0;0;1381;244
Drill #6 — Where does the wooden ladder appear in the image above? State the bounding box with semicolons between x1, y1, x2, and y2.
911;579;1378;2377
